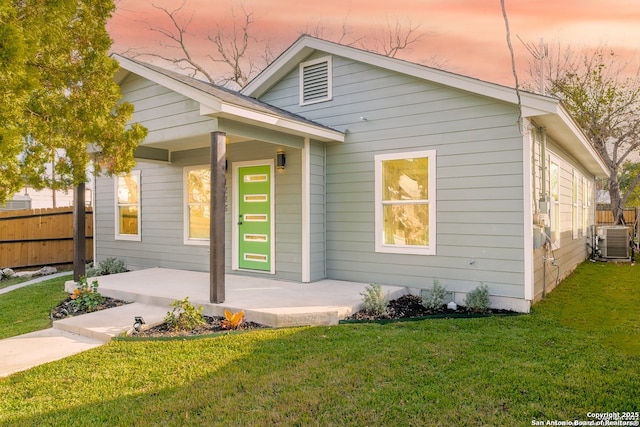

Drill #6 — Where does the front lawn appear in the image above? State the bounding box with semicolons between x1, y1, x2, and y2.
0;262;637;426
0;275;70;339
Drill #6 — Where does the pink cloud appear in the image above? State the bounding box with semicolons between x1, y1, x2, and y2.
108;0;640;86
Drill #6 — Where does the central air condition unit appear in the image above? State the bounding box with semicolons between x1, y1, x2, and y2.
599;226;630;259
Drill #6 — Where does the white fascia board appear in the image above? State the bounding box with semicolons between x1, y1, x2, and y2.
115;55;224;111
243;36;562;113
556;106;609;177
203;102;344;142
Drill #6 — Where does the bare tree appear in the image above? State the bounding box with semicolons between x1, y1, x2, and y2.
364;16;425;58
123;2;433;88
530;45;640;224
131;1;271;89
144;2;217;83
208;3;259;88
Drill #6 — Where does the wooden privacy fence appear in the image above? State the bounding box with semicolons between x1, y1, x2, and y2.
596;208;638;226
0;207;93;270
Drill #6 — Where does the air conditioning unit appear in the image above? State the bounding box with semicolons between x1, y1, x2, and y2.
599;226;630;259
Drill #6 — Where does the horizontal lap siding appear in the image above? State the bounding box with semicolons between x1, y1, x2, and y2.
96;143;303;280
120;74;212;145
260;53;526;298
532;138;594;301
310;141;326;281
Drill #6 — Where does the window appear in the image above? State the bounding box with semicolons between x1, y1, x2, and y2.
115;170;141;241
184;166;211;244
375;150;436;255
299;56;332;105
549;159;560;248
583;176;590;236
572;169;580;239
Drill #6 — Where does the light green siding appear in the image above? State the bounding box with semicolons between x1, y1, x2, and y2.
260;53;527;298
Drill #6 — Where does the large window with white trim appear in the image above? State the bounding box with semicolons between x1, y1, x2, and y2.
184;166;210;245
115;170;141;241
375;150;436;255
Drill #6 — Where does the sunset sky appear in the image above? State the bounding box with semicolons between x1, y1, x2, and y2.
108;0;640;87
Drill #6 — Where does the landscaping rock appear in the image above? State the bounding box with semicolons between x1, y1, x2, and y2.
1;268;15;279
34;266;57;277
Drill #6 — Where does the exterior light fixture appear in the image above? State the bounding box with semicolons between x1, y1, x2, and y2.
276;150;286;170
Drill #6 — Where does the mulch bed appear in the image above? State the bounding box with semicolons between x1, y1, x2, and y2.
50;293;517;338
344;294;517;321
132;316;267;338
50;296;130;320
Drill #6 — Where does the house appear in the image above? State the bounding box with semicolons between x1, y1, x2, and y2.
97;36;608;313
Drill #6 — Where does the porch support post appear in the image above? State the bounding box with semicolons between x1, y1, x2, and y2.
210;131;226;303
73;182;86;282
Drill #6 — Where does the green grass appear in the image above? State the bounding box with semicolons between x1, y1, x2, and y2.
0;276;30;290
0;275;70;339
0;263;638;426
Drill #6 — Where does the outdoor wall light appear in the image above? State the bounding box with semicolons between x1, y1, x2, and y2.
133;316;145;332
276;150;286;170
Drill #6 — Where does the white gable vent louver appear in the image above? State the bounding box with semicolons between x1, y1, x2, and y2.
300;56;332;105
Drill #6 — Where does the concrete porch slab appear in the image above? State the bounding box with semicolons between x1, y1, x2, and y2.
65;268;408;328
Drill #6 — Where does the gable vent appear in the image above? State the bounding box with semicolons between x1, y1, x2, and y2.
299;56;332;105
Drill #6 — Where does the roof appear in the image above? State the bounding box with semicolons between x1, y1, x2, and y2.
112;54;345;143
242;36;609;178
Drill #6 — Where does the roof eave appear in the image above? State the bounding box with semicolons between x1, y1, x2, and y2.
114;54;344;143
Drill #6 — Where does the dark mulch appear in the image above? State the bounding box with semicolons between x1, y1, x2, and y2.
345;294;515;321
50;296;130;320
133;316;267;338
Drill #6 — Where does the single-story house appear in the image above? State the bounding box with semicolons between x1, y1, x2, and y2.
96;36;608;312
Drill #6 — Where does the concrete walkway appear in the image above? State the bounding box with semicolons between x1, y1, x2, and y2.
0;268;407;377
0;271;72;295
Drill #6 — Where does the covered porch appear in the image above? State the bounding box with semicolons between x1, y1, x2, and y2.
66;268;408;328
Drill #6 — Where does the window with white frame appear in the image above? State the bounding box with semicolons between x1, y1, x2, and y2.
299;56;332;105
572;169;580;239
375;150;436;255
549;159;560;248
184;166;211;244
115;170;141;241
583;176;590;236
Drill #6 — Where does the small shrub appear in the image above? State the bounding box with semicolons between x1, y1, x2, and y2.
164;297;206;331
465;283;491;313
84;264;101;278
69;277;104;312
85;257;128;277
423;280;447;310
221;310;245;330
97;257;128;275
360;283;388;316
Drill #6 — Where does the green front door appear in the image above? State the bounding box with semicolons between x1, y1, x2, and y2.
237;164;272;271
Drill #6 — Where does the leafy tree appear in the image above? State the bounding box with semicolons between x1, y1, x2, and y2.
545;47;640;224
619;161;640;208
0;0;147;205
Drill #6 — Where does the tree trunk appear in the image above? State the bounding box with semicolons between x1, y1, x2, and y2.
609;178;626;225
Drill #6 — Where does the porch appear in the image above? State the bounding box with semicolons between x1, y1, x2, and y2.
65;268;408;329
